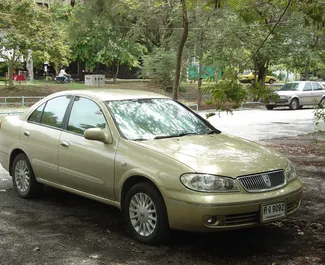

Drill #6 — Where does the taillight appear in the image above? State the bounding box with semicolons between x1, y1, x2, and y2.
0;121;2;128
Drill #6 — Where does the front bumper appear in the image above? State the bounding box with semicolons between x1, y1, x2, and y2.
162;178;302;232
239;79;253;83
266;98;289;107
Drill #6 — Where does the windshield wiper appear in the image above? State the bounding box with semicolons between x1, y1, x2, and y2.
206;129;221;135
154;132;197;140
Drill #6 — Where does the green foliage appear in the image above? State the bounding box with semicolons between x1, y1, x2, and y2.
68;0;146;71
203;69;247;112
0;0;70;83
141;48;176;91
247;82;279;103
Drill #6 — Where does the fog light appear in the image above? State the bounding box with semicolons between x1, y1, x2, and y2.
206;216;218;225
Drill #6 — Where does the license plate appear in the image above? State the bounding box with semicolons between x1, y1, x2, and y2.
261;202;286;222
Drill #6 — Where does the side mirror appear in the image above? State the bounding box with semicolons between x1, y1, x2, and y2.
84;128;112;144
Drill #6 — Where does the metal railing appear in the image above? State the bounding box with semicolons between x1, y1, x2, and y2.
0;96;44;108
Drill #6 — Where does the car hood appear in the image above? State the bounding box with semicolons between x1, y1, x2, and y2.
276;91;296;96
136;134;287;178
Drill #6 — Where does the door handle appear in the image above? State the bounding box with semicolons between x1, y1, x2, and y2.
24;131;30;137
60;141;70;148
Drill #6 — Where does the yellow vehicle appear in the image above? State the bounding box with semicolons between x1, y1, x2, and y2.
239;71;277;84
0;90;302;244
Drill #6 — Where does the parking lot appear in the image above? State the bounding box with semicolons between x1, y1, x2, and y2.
0;108;325;265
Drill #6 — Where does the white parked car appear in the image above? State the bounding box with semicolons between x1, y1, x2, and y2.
265;81;325;110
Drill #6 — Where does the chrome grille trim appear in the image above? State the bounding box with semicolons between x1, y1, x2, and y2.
237;170;286;193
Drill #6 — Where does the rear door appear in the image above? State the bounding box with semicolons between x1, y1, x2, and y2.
311;82;324;104
20;96;72;183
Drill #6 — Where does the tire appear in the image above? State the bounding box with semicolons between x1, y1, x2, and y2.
124;182;171;245
289;98;299;110
269;79;274;84
319;98;325;108
250;79;255;85
266;105;274;110
12;153;43;198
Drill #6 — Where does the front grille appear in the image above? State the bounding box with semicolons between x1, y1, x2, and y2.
237;170;285;192
225;212;259;226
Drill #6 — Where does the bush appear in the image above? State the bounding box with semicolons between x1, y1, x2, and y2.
203;73;247;112
246;82;278;102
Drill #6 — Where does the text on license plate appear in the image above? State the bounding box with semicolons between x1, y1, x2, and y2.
262;202;286;222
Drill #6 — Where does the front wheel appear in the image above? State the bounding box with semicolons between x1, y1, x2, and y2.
124;182;171;245
289;98;299;110
12;153;43;198
266;105;275;110
269;79;275;84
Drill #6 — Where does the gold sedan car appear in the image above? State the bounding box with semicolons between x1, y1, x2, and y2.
0;90;302;244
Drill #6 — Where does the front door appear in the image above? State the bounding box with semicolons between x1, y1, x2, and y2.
58;97;116;200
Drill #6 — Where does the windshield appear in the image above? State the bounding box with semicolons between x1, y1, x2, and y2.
279;83;300;91
106;98;217;140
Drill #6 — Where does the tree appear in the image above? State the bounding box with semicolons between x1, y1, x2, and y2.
0;0;69;86
68;0;146;80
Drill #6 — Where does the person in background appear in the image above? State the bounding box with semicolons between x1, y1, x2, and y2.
58;68;70;83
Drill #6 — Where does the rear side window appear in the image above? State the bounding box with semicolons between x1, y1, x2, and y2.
28;96;71;128
312;83;323;91
28;103;45;123
303;83;312;91
67;97;107;135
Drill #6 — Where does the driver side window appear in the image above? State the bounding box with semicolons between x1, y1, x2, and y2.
67;97;107;135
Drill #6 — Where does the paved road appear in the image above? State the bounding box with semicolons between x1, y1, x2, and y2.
204;107;325;141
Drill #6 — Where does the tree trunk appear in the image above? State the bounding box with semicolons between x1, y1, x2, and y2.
8;64;14;87
197;30;204;107
172;0;189;101
304;57;310;81
258;63;267;88
197;63;202;107
114;62;120;83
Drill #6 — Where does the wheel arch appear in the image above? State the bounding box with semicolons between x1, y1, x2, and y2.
9;148;27;176
290;96;299;102
120;175;164;216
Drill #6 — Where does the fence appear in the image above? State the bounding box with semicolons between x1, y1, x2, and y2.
0;96;44;108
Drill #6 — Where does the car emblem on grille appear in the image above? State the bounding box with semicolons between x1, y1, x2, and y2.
262;174;272;188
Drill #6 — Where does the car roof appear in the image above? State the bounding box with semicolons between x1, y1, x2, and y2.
51;89;169;101
286;81;320;83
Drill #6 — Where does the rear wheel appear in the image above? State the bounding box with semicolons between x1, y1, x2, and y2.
266;105;275;110
319;98;325;108
12;154;43;198
124;182;171;245
289;98;299;110
269;79;274;84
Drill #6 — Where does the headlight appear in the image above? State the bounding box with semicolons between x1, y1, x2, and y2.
284;162;297;182
180;173;240;193
279;95;288;100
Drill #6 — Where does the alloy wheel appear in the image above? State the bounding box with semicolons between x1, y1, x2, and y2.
14;160;30;193
129;192;157;237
